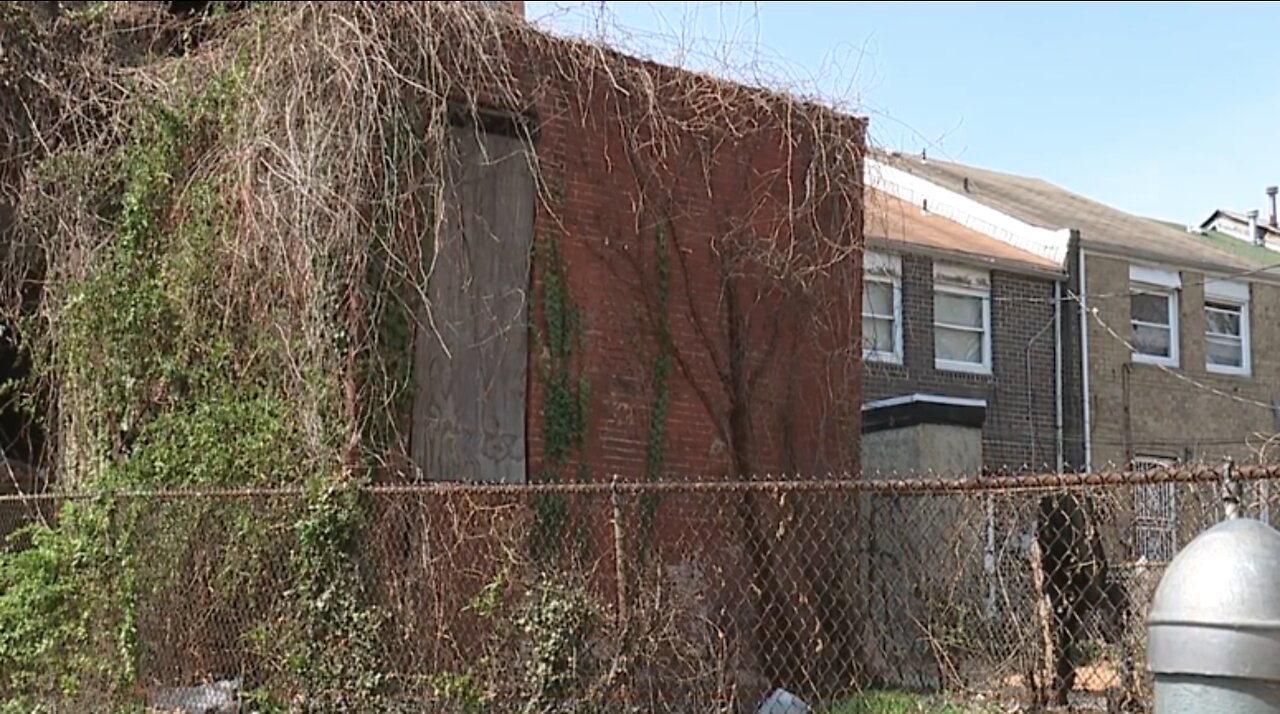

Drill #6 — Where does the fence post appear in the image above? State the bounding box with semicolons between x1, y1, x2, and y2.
609;475;634;708
610;475;630;624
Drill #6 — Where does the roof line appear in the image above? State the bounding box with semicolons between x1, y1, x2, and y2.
862;393;988;411
1080;241;1280;286
865;235;1065;280
865;156;1071;265
875;153;1280;279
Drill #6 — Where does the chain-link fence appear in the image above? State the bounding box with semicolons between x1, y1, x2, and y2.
0;465;1273;712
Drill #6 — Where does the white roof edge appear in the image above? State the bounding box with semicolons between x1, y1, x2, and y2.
862;393;988;412
865;156;1072;267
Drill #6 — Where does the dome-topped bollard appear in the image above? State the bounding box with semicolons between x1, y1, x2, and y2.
1146;474;1280;713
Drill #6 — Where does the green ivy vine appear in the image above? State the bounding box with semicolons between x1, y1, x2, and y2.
640;222;673;542
531;230;591;567
0;47;387;710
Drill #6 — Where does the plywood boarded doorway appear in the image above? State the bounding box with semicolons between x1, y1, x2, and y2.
411;121;535;484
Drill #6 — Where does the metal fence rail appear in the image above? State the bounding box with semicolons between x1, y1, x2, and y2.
0;465;1271;712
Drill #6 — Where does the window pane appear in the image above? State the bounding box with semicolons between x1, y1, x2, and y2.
1206;335;1243;368
1205;305;1241;336
864;317;895;354
936;326;982;363
1132;323;1171;357
935;291;983;328
1131;292;1171;325
864;281;895;318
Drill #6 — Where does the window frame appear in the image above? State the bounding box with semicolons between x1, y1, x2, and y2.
1204;279;1251;377
1129;284;1180;368
862;252;904;365
932;264;992;375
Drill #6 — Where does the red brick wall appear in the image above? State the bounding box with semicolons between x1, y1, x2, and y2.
507;45;867;486
507;45;867;697
420;21;868;700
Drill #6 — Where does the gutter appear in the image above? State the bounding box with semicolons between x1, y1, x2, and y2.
1076;235;1093;472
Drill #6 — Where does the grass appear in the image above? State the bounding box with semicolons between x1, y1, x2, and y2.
828;690;996;714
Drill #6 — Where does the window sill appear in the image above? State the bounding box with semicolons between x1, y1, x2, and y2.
1206;364;1251;378
934;359;992;376
864;351;903;366
1131;352;1179;369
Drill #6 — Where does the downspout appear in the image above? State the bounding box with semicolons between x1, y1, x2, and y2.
1076;237;1093;472
1054;279;1064;473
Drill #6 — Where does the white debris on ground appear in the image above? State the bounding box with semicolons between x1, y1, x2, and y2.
146;677;242;713
758;687;811;714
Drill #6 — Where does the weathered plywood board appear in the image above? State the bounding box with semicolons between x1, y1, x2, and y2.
411;125;535;483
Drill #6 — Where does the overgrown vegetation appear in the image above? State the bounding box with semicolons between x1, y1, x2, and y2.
0;0;864;709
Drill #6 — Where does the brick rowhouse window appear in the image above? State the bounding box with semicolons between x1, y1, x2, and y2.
933;262;991;374
1129;265;1180;368
863;251;903;364
1204;279;1251;376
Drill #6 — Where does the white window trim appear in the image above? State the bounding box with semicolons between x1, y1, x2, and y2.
1129;265;1181;290
1204;282;1251;376
1130;283;1180;368
862;393;987;411
863;252;903;365
933;280;992;375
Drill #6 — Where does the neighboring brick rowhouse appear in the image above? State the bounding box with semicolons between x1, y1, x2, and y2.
1079;251;1280;469
863;253;1060;472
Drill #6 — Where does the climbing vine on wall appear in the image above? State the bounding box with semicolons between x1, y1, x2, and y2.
0;20;388;708
361;106;434;461
531;230;591;566
641;221;674;542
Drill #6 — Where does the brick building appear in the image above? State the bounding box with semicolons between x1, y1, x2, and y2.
870;150;1280;563
855;190;1067;690
860;189;1065;475
401;14;868;702
408;16;866;489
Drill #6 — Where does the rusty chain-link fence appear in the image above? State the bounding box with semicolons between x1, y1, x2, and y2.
0;464;1273;712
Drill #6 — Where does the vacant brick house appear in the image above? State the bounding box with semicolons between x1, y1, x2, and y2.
870;150;1280;561
394;15;868;702
407;23;866;490
859;189;1066;475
